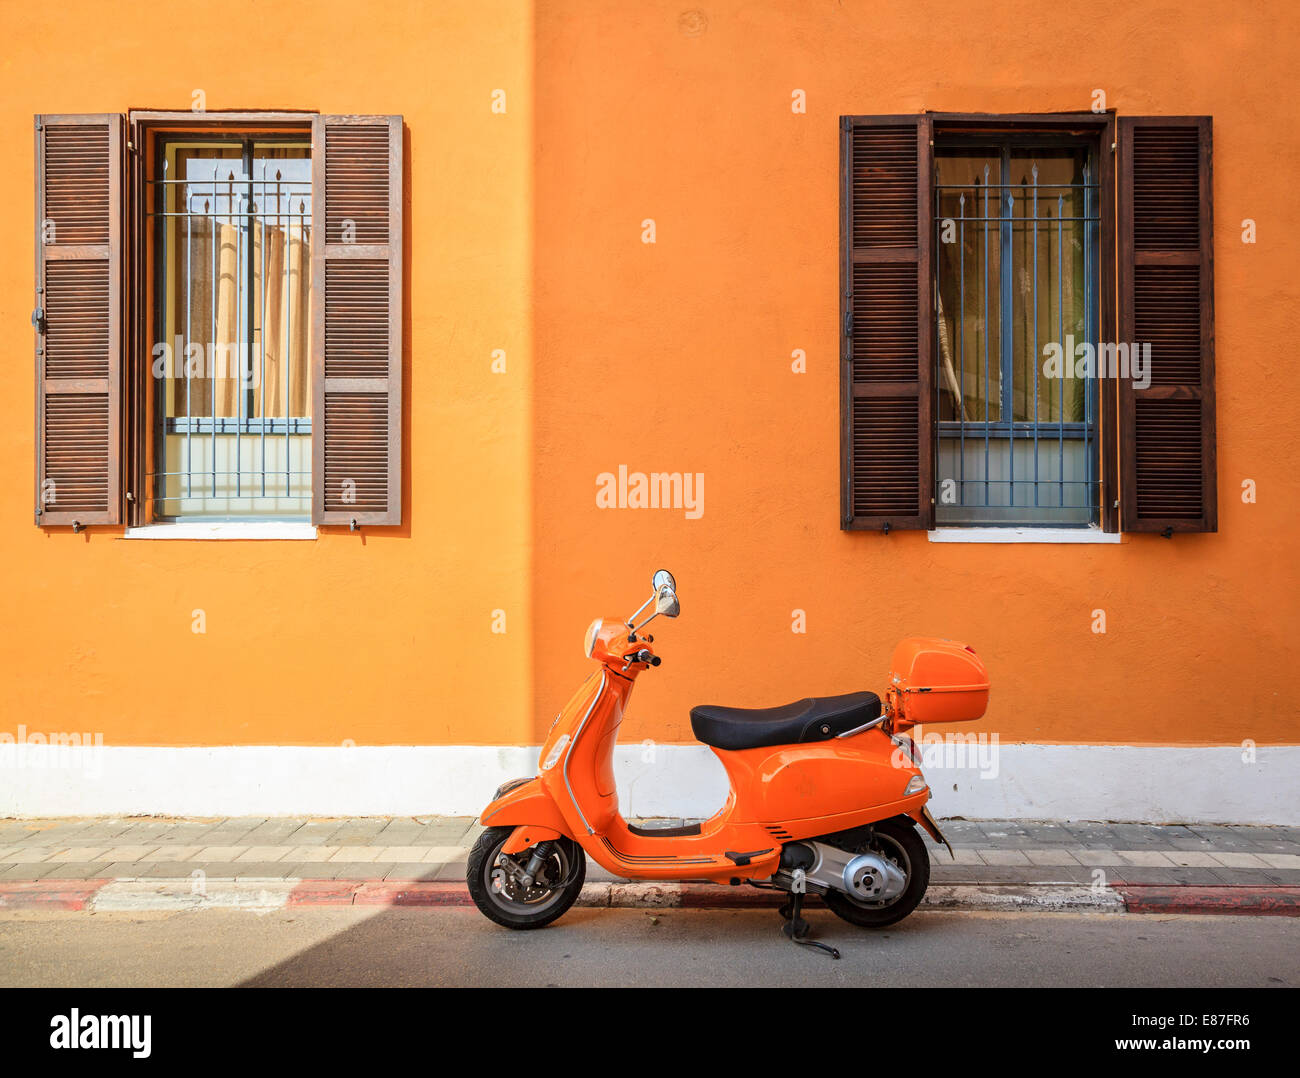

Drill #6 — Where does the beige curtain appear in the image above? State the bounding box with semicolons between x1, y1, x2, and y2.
171;213;310;420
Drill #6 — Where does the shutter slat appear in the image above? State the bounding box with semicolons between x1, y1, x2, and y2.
1119;117;1216;533
841;116;932;530
312;116;403;525
35;114;123;526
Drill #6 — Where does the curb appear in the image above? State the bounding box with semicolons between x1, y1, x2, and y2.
1;878;1296;915
1114;884;1300;916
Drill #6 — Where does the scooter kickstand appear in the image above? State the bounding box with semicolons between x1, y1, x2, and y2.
779;869;840;960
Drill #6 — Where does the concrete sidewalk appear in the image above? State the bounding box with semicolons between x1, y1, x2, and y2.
1;816;1298;914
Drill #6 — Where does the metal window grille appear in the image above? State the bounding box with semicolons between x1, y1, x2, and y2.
934;143;1100;526
147;140;312;520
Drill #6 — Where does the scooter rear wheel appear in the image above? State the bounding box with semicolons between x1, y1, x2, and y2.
466;825;586;930
822;816;930;928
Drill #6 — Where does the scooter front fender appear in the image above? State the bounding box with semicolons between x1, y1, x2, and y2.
479;776;574;846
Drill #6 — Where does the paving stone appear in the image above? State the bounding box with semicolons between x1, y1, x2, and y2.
281;846;340;863
1109;867;1180;884
0;848;56;863
413;822;478;845
242;820;311;842
1258;853;1300;869
136;862;214;879
192;846;248;862
1071;850;1126;868
98;862;160;879
230;862;299;880
978;849;1031;865
1110;824;1176;847
384;863;441;881
44;847;113;862
40;863;111;880
1058;824;1122;848
377;846;434;862
48;822;136;844
1163;851;1221;867
281;863;341;881
1186;826;1271;851
188;862;254;879
1225;868;1291;886
1023;848;1082;866
329;822;391;845
327;846;384;863
1208;852;1269;868
1117;850;1176;866
148;828;225;845
230;846;290;863
949;848;985;865
1164;867;1234;886
0;862;61;880
319;862;398;881
286;822;346;844
98;846;163;863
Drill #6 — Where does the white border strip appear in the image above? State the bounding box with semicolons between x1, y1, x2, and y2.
928;527;1121;544
123;523;318;540
1;744;1296;825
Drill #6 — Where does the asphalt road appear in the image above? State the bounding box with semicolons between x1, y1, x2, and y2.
1;907;1295;988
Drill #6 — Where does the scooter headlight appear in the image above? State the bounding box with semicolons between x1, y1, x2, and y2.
584;618;603;659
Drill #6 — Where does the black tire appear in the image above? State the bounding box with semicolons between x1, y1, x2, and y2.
466;826;586;930
822;816;930;929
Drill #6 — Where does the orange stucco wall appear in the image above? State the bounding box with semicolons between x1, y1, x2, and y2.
2;1;1296;751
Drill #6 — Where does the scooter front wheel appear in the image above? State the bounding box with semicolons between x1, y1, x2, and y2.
466;826;586;930
822;816;930;929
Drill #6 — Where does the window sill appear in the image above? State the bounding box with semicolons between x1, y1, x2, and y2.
122;523;318;541
927;527;1121;544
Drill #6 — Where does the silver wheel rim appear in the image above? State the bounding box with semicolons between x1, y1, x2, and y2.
840;831;911;909
483;837;572;914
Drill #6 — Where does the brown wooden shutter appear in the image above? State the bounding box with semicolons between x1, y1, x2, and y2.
1118;117;1216;533
840;115;933;531
34;114;124;526
311;115;403;526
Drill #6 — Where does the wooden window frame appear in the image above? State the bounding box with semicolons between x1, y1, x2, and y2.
127;112;315;527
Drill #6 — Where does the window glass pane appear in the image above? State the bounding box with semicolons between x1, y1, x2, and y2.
1008;147;1088;425
936;151;1001;422
933;138;1099;527
153;139;312;520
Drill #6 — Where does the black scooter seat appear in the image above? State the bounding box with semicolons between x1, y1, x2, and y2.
689;691;882;751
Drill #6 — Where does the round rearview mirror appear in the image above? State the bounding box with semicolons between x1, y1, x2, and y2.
655;586;680;619
651;569;676;592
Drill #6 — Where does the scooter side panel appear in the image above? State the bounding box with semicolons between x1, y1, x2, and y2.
715;727;927;832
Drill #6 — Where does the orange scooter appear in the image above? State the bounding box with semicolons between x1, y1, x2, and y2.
468;570;990;956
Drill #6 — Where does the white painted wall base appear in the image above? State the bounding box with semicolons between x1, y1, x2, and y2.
1;743;1296;825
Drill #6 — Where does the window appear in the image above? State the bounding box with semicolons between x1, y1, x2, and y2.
934;137;1100;526
839;113;1216;535
152;137;313;519
33;112;404;531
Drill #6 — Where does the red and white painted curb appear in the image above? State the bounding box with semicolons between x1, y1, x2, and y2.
1;878;1298;915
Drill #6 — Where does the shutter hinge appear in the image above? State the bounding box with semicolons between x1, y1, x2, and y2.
1161;526;1174;539
31;307;45;332
843;308;853;336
